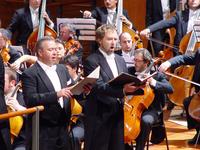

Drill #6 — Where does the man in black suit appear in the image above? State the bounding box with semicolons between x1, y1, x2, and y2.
141;0;200;56
21;36;73;150
146;0;176;56
7;0;54;54
84;24;138;150
159;48;200;145
83;0;135;30
125;48;173;150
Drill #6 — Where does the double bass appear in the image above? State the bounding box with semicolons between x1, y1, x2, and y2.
116;0;143;49
27;0;57;55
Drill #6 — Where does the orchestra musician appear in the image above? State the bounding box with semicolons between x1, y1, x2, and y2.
116;32;135;74
145;0;176;56
0;28;20;64
4;67;26;150
83;0;135;30
159;48;200;145
83;24;138;150
7;0;54;54
0;54;11;150
125;48;173;150
59;23;83;63
140;0;200;56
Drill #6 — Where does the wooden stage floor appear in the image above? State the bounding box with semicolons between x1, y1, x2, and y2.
148;109;200;150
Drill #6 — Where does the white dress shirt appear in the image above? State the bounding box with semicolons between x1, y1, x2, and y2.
99;48;119;78
122;50;135;68
187;9;200;33
30;6;39;29
29;6;54;29
37;60;64;108
161;0;170;19
107;8;117;25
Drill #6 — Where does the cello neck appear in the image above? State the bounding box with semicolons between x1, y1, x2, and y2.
37;0;46;40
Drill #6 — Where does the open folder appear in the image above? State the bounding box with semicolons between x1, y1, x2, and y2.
70;66;100;95
108;72;157;95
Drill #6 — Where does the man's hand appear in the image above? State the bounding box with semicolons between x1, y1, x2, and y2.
158;61;171;72
57;87;73;99
120;15;132;29
140;28;151;38
43;12;53;26
6;97;26;111
83;10;92;18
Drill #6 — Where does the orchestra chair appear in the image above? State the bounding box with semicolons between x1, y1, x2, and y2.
146;113;169;150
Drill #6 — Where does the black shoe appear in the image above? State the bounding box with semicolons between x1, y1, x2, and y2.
187;133;200;145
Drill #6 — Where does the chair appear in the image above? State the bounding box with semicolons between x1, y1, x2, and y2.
146;113;169;150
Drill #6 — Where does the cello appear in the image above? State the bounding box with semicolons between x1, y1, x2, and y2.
168;29;200;106
27;0;57;55
124;62;156;143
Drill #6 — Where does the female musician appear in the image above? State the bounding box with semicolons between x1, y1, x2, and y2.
140;0;200;56
4;67;26;150
7;0;54;54
126;48;173;150
159;48;200;145
59;23;83;63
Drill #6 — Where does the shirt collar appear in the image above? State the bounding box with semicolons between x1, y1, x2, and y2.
29;6;39;14
107;8;116;14
37;60;57;72
99;48;115;59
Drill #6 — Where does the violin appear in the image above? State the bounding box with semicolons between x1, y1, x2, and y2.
64;38;81;55
0;40;11;63
6;82;24;144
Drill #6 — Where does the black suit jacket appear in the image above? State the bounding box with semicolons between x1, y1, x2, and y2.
84;50;128;150
91;7;136;30
169;48;200;92
22;62;72;150
0;57;11;150
7;7;34;46
7;6;53;47
146;0;176;55
149;72;173;114
148;8;189;55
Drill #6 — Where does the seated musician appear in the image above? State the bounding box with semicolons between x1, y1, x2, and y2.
4;67;26;150
0;28;20;64
59;23;83;63
140;0;200;56
159;48;200;145
116;32;135;74
126;48;173;150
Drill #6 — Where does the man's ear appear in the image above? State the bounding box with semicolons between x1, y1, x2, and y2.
10;79;16;87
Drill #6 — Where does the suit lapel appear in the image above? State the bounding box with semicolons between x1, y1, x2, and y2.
25;7;33;30
97;51;114;80
157;0;163;16
115;55;123;74
182;9;189;35
36;63;55;92
102;7;108;24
